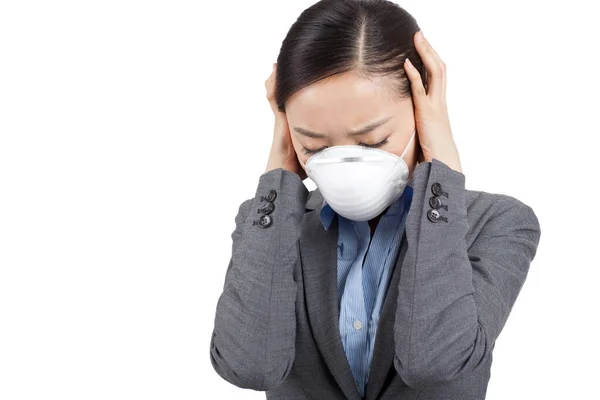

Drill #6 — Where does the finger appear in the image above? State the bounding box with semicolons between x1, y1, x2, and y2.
265;63;276;88
421;36;447;99
421;35;445;75
404;57;427;103
413;30;445;98
265;64;277;108
265;67;275;88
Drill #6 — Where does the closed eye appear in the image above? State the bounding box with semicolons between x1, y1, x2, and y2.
302;136;390;155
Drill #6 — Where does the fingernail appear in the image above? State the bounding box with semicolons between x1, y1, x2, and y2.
405;57;414;69
417;31;425;42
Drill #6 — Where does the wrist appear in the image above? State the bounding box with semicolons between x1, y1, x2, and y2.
265;157;284;174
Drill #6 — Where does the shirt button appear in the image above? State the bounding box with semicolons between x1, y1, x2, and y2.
353;319;363;330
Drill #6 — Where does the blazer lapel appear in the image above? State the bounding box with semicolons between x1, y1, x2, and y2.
364;231;408;400
300;188;362;400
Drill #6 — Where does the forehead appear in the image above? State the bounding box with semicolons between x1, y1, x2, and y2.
285;71;407;133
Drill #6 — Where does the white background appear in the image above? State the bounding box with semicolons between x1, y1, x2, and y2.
1;1;598;399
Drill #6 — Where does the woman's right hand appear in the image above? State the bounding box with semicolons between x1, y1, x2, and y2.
264;63;308;181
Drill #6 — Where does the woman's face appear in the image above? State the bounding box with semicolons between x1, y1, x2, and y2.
285;70;420;176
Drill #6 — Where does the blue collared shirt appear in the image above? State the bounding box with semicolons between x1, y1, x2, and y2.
319;186;413;397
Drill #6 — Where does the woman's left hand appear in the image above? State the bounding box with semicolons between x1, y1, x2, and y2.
404;30;462;174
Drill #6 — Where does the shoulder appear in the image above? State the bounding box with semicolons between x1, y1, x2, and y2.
467;188;538;218
465;188;541;246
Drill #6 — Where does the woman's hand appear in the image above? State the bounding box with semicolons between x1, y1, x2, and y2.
264;63;308;181
404;30;463;174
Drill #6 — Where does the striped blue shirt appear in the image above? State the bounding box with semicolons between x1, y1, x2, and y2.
319;186;413;397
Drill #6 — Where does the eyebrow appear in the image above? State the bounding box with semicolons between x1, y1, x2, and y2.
293;116;393;139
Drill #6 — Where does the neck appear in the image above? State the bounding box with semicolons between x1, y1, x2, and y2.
368;213;384;236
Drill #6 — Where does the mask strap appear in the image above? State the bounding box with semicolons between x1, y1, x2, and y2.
401;130;417;186
400;130;417;159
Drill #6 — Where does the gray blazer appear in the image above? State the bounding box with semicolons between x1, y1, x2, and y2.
210;158;541;400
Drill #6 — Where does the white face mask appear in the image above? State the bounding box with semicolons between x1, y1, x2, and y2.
303;130;416;222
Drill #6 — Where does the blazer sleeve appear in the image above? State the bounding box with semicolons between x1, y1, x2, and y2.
393;158;542;390
209;168;309;391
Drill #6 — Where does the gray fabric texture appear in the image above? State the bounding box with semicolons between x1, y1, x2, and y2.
210;158;542;400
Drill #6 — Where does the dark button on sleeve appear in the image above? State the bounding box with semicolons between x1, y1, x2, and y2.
431;182;449;198
428;196;448;211
258;201;275;215
262;189;277;203
427;208;441;223
257;214;272;228
429;196;442;209
427;208;448;223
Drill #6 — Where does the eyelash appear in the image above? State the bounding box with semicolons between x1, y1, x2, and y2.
302;137;390;155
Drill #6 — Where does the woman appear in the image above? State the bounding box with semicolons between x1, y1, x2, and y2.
210;1;541;399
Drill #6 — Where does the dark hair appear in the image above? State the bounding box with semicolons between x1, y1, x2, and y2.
275;0;426;113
